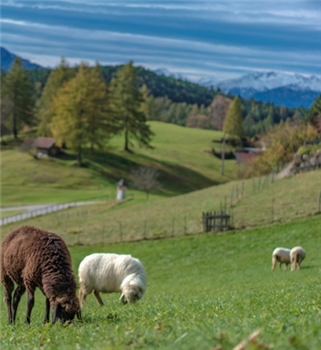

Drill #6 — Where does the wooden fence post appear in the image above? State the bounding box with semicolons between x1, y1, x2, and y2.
272;199;275;222
230;187;234;207
144;220;147;239
241;181;244;197
319;191;321;213
184;215;187;235
252;178;255;193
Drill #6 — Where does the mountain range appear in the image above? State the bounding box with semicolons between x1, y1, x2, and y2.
1;47;44;71
1;47;320;108
155;69;320;108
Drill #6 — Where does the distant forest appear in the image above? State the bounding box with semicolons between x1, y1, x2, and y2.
23;64;306;138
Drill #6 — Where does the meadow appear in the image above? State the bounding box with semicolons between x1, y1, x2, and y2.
1;122;234;207
1;216;320;350
1;170;320;246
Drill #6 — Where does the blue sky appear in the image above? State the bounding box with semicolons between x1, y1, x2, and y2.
1;0;321;81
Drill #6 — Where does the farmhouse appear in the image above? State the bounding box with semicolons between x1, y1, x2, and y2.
33;137;60;157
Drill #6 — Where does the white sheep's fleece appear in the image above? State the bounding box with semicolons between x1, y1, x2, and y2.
78;253;147;298
272;248;291;262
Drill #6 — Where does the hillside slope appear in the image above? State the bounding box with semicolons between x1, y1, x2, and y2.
2;170;319;245
1;122;233;206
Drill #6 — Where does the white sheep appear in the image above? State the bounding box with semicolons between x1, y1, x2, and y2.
78;253;147;308
290;246;306;271
271;247;291;271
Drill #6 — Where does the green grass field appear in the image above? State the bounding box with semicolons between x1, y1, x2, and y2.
1;216;320;349
2;170;319;246
1;122;234;207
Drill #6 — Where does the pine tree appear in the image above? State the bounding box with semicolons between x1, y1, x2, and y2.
1;58;35;138
37;58;76;136
109;61;154;152
140;84;160;121
223;96;244;141
51;63;117;165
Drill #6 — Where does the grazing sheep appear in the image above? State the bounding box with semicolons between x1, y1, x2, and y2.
272;248;291;271
1;225;81;324
78;253;147;308
290;246;306;271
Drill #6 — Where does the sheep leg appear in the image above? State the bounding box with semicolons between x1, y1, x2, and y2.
12;285;26;323
43;298;50;324
2;276;14;324
24;292;35;324
93;291;105;307
79;286;89;308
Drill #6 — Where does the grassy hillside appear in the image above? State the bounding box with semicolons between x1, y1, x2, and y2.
1;170;320;245
1;122;234;207
1;217;320;349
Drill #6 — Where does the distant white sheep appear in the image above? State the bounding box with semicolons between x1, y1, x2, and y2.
272;247;291;271
78;253;147;308
290;246;306;271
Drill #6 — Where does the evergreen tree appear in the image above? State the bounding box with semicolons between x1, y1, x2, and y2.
140;84;160;121
37;58;76;136
223;96;244;141
51;63;117;165
110;61;154;152
1;57;35;138
305;94;321;127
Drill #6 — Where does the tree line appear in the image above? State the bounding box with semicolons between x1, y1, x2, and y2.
1;57;317;162
1;58;154;165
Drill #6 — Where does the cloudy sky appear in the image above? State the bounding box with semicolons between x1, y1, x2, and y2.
1;0;321;81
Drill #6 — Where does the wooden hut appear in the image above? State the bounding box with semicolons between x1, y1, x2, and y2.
32;137;60;157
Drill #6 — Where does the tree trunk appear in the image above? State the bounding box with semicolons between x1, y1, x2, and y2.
13;113;18;139
124;128;130;152
77;148;82;166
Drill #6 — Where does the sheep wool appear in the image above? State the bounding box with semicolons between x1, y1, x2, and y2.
290;246;306;271
1;225;81;325
79;253;147;307
271;247;291;271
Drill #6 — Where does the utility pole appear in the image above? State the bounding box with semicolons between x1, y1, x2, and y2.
221;132;226;175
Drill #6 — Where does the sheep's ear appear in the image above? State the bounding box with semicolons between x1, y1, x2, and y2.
52;301;63;325
137;291;143;300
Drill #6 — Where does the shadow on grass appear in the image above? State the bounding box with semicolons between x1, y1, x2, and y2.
82;150;219;196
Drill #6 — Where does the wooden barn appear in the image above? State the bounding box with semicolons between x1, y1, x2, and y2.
32;137;60;157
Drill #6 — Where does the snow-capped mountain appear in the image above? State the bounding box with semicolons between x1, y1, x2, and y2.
196;77;218;88
154;68;189;81
215;71;321;94
214;71;321;107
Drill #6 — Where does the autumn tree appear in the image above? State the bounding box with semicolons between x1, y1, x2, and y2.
1;58;35;138
51;63;117;165
37;58;76;136
110;61;154;152
223;96;244;142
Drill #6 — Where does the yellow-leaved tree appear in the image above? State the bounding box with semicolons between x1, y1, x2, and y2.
51;63;118;165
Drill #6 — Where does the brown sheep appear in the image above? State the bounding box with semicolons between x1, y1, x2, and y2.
1;225;81;324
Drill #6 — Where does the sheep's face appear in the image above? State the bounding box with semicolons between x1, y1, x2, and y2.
123;286;144;304
54;296;81;324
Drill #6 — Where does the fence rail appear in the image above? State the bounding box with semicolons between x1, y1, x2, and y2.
202;210;231;232
0;200;105;227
